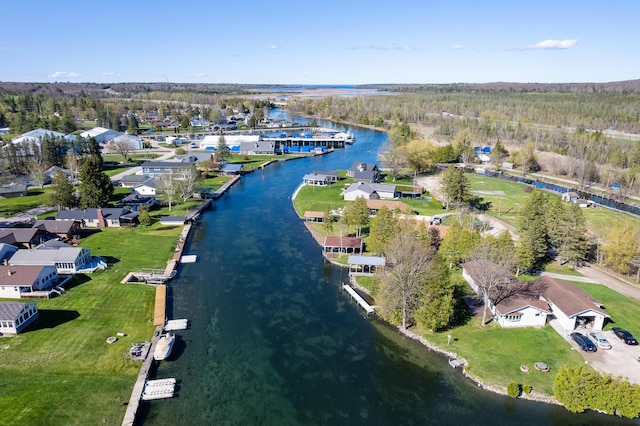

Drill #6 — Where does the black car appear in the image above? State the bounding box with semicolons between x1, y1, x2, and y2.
570;332;597;352
611;327;639;345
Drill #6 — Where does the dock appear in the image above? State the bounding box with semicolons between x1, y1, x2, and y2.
342;283;375;315
164;319;188;331
154;285;166;327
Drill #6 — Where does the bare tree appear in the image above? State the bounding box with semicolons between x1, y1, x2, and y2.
379;231;433;331
179;165;199;203
65;151;81;183
160;169;180;211
108;139;136;163
465;240;516;327
381;143;405;181
27;158;50;189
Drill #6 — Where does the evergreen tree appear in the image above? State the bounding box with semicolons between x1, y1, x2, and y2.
440;166;471;209
322;205;336;235
415;255;454;331
438;219;481;269
516;190;549;272
78;155;113;208
214;133;231;163
49;170;75;210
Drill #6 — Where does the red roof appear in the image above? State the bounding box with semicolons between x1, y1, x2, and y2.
323;236;363;249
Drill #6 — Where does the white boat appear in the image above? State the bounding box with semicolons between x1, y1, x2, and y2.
153;333;175;361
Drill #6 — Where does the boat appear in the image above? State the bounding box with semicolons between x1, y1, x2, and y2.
153;333;175;361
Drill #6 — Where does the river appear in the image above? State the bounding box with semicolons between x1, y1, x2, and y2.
139;114;630;425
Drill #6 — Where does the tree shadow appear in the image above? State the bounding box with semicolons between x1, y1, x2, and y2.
101;256;120;266
24;309;80;332
469;196;492;212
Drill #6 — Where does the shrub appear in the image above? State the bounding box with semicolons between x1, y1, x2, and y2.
507;381;521;398
243;155;249;161
522;384;532;394
176;148;187;155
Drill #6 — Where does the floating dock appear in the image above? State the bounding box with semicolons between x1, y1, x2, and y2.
141;377;176;400
342;283;375;315
164;319;188;331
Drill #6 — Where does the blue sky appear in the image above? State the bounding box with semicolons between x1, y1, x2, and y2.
1;0;638;84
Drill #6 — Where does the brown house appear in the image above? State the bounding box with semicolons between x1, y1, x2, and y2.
32;220;82;241
0;228;49;249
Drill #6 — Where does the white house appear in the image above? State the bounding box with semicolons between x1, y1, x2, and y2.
133;180;159;196
201;134;261;150
343;182;397;201
9;240;92;275
0;301;39;334
537;276;609;332
490;293;551;328
302;172;338;186
0;265;59;298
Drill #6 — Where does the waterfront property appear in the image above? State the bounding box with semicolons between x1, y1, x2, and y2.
537;276;609;332
347;161;380;183
8;240;92;275
140;160;197;179
366;199;412;214
302;171;339;186
323;236;363;254
343;181;397;201
57;208;140;228
0;264;59;298
303;211;325;222
0;301;39;334
347;255;385;274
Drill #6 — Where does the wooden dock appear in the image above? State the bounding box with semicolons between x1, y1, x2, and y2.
154;285;166;327
121;325;164;426
342;283;375;315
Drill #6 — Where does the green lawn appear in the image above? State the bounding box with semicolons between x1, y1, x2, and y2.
0;225;181;425
0;188;51;217
421;320;584;395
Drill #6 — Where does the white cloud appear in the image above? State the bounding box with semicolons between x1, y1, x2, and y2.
451;44;464;49
48;71;80;79
527;38;578;50
269;44;280;49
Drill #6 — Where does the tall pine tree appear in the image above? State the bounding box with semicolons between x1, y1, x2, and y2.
78;156;113;208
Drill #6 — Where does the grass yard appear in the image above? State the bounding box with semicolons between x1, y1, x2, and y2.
0;225;181;425
466;173;535;226
420;320;585;395
0;188;51;217
293;180;349;215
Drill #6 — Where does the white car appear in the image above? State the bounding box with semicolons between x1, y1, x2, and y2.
589;332;612;350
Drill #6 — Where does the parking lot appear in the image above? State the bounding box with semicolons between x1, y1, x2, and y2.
568;329;640;384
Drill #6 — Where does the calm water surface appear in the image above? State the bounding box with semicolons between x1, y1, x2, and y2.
140;116;631;425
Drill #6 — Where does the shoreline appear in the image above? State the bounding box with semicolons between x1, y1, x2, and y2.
302;222;560;406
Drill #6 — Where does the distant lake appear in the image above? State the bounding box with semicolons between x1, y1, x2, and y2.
139;112;626;426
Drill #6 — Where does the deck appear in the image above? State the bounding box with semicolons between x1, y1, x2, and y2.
154;285;166;327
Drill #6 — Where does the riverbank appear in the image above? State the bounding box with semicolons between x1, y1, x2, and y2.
301;221;562;406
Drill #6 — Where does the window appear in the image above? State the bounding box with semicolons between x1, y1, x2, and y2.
505;314;522;322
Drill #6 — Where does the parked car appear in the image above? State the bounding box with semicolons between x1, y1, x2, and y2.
570;332;597;352
588;332;612;350
611;327;639;345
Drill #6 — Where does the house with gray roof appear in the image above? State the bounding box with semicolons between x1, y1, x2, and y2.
80;127;121;144
119;174;151;188
140;160;196;178
9;240;92;275
57;208;139;228
343;182;397;201
239;141;279;155
117;193;156;211
347;161;380;183
0;301;39;334
303;171;339;186
0;264;59;298
0;183;28;199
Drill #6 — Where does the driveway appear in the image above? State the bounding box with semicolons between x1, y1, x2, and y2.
567;329;640;385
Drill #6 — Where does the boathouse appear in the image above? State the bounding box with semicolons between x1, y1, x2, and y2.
323;236;363;254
